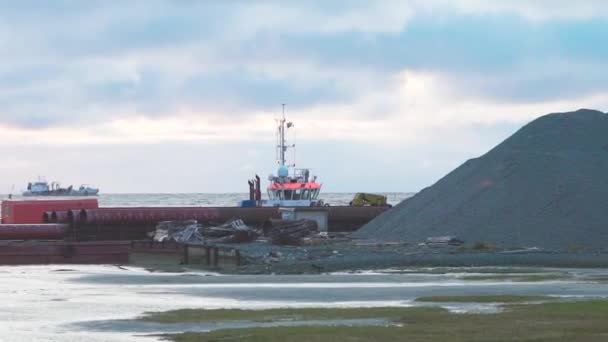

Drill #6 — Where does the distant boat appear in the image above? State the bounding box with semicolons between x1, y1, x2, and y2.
23;181;99;197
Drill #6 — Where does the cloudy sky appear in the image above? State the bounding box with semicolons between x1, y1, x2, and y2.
1;0;607;193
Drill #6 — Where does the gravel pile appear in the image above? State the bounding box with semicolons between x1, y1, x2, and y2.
356;109;608;251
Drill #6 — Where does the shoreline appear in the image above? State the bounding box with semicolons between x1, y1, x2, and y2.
182;241;608;275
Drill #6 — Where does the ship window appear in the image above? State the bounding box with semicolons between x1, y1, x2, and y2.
302;189;310;200
283;190;292;200
293;189;302;200
311;189;319;200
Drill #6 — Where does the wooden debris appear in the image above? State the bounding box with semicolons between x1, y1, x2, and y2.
268;219;319;245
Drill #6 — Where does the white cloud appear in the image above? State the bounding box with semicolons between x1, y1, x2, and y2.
227;1;414;37
445;0;608;21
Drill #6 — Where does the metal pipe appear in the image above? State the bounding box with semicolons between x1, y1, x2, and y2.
42;212;52;224
49;211;70;224
255;175;262;201
65;206;387;234
77;208;221;225
248;180;255;201
74;207;281;226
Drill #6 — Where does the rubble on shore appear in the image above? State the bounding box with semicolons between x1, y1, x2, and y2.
152;217;321;246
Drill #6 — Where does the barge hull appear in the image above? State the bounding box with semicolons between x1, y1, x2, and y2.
0;224;69;240
0;241;130;265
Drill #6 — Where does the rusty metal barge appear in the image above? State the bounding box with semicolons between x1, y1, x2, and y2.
0;197;389;265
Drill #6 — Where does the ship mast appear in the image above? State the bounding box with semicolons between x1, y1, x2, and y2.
278;104;286;167
277;104;295;169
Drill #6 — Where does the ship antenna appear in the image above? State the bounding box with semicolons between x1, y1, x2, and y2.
277;104;296;170
278;104;286;167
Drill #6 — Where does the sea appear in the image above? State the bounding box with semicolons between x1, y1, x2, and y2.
0;192;413;207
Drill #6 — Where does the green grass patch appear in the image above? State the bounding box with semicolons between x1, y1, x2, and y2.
142;307;440;324
461;273;569;282
161;300;608;342
165;326;421;342
382;267;552;275
415;295;554;303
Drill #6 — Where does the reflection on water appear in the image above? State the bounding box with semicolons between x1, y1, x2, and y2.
2;265;608;341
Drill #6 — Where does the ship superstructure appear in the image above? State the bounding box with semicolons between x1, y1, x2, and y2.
263;105;323;207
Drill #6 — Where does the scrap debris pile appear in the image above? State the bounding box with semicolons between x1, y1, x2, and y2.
201;219;258;243
153;219;257;244
152;218;320;246
153;220;202;243
266;219;319;245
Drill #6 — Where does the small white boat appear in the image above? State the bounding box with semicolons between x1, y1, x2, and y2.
23;180;99;197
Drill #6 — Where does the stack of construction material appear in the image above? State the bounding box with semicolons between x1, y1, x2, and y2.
356;109;608;251
153;220;202;243
268;219;319;245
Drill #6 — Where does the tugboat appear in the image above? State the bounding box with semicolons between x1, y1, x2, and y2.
262;105;324;207
23;180;99;197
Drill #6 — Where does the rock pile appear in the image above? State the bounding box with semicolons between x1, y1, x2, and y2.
356;109;608;251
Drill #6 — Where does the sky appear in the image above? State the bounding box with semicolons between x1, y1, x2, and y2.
1;0;607;193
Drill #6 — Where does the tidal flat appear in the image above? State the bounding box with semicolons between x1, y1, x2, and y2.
5;265;608;341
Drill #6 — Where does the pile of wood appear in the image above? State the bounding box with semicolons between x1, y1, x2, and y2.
204;219;258;243
153;219;257;244
267;219;319;245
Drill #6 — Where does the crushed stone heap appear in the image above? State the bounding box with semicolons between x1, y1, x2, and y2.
355;109;608;251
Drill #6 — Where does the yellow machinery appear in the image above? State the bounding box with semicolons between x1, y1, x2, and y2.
349;193;390;207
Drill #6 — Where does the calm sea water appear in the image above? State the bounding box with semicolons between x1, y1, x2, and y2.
1;193;413;207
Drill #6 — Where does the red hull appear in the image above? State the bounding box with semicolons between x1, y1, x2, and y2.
1;198;98;224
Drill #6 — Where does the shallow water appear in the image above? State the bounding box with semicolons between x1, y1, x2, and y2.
2;265;608;341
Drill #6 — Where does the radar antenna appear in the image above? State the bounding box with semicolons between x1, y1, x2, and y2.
276;104;295;169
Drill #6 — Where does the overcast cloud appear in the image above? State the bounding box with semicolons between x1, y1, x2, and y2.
0;1;607;193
